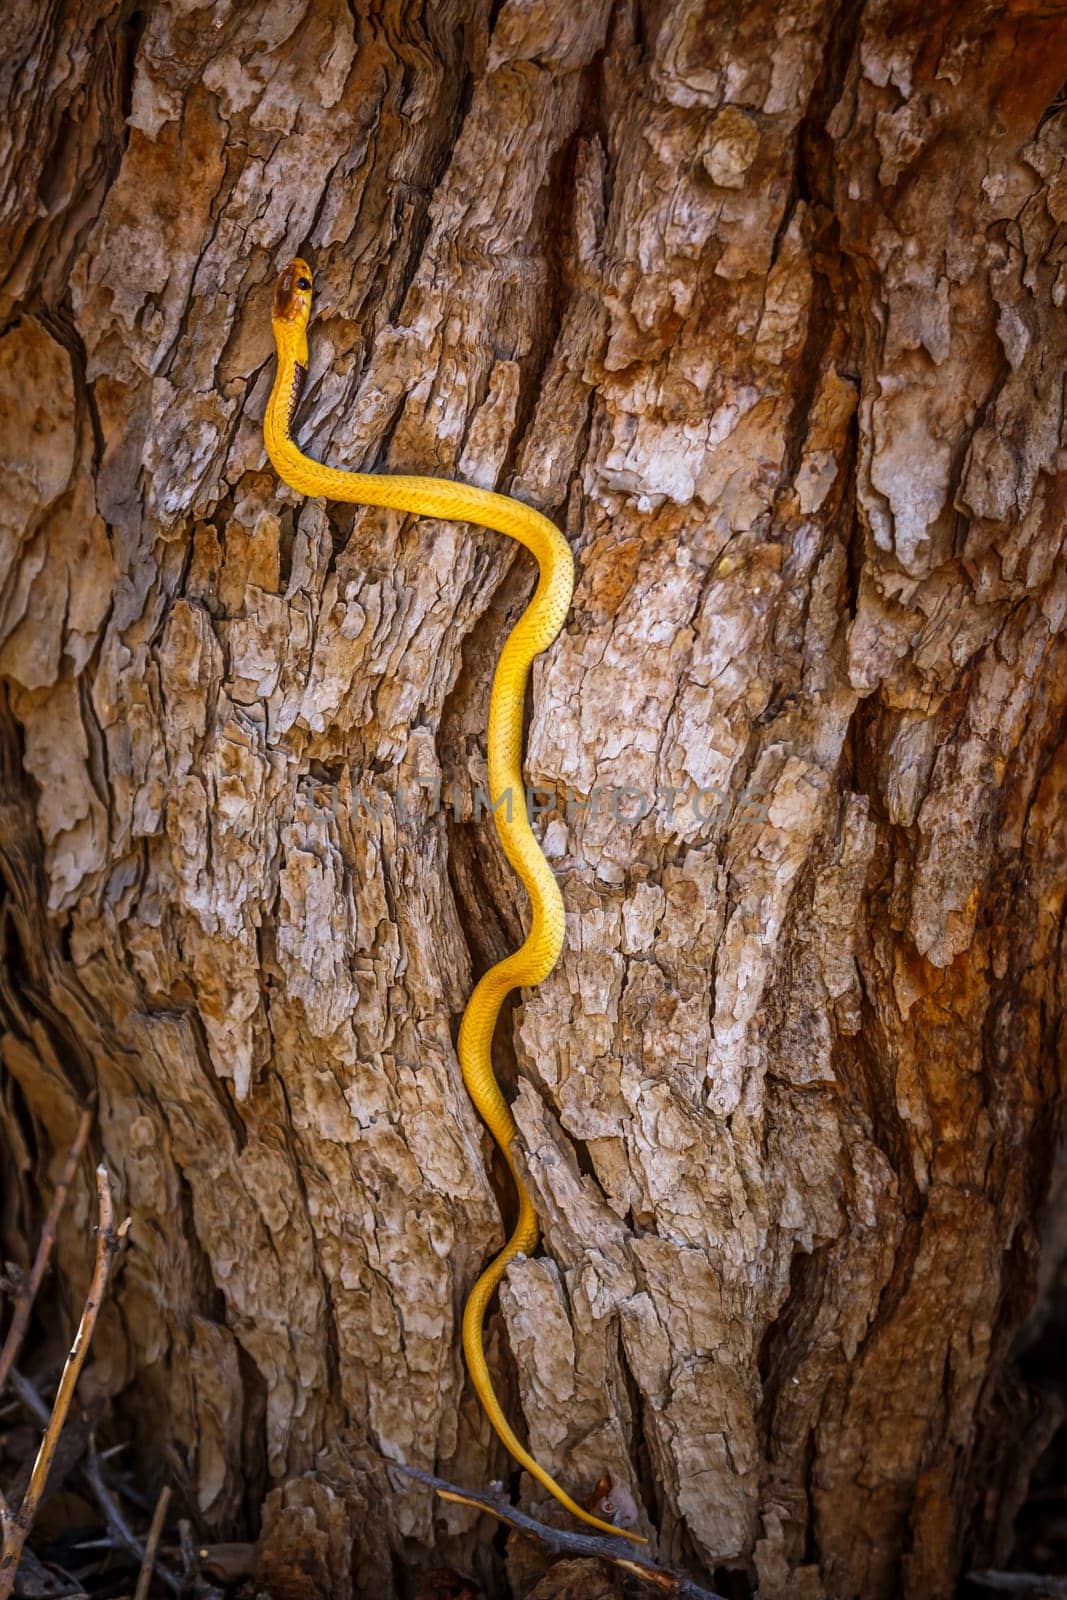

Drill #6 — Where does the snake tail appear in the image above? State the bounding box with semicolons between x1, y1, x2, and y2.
266;259;644;1545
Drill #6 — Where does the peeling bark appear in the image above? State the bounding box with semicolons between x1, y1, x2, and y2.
1;2;1066;1597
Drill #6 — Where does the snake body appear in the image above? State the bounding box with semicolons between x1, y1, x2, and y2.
266;260;640;1544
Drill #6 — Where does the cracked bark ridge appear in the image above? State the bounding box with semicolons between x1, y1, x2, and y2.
1;2;1065;1598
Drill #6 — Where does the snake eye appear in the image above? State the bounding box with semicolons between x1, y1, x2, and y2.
296;276;311;291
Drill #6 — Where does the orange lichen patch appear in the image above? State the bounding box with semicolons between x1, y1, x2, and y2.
580;532;646;623
991;12;1067;133
579;503;701;625
892;939;985;1023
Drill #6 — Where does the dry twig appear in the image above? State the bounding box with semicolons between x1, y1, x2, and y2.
10;1374;199;1599
0;1103;95;1399
0;1165;118;1600
133;1484;172;1600
390;1462;726;1599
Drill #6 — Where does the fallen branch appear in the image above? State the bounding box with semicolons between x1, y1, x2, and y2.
0;1102;95;1399
83;1438;156;1569
389;1462;726;1600
968;1575;1067;1596
134;1484;172;1600
3;1541;87;1600
80;1445;223;1599
0;1164;119;1600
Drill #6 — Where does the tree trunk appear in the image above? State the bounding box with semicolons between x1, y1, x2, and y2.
2;2;1066;1596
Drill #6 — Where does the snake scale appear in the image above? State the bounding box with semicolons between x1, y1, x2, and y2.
265;260;641;1543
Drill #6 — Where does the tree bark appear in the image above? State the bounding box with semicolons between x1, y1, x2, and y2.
1;2;1066;1597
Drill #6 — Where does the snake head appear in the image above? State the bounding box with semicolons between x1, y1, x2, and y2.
273;259;313;328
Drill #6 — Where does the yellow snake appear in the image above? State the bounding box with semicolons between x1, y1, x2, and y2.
265;260;642;1543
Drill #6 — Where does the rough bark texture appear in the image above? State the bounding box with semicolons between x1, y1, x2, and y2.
1;2;1066;1597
